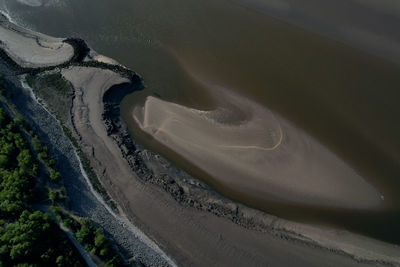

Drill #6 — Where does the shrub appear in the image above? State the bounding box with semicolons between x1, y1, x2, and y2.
49;168;60;182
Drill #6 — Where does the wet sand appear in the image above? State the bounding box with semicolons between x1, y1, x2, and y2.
0;13;73;67
133;86;381;209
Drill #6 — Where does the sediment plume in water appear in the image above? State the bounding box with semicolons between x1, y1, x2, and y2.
133;85;382;210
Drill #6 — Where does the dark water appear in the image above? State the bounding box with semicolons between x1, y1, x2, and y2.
3;0;400;243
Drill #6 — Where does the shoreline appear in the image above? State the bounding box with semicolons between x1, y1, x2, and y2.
1;13;399;266
131;87;381;210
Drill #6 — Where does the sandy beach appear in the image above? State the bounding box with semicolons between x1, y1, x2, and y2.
1;12;400;267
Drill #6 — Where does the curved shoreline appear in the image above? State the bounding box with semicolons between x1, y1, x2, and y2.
1;13;399;266
131;88;381;210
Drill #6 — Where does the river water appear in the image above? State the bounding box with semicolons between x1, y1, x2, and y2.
2;0;400;243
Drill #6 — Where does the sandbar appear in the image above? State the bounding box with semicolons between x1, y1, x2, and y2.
133;86;382;209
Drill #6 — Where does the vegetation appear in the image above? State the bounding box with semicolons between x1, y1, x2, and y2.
51;206;125;267
0;107;85;266
0;210;84;266
0;97;124;265
26;73;73;124
0;75;8;96
27;73;118;212
1;47;129;266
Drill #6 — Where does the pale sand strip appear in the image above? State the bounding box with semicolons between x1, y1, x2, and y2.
133;87;382;209
0;13;73;68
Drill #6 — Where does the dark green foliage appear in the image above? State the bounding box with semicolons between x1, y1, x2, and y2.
76;219;92;246
31;135;42;152
52;206;124;266
0;108;85;266
0;75;8;96
105;256;124;267
0;109;8;127
0;210;84;266
48;168;60;182
74;220;123;265
0;116;37;217
0;155;8;169
48;189;57;202
50;206;81;233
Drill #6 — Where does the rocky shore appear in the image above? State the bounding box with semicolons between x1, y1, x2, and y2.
1;13;400;267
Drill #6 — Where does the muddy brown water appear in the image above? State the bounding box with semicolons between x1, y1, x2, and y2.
3;0;400;243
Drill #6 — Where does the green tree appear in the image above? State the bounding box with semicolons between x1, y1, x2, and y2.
0;155;9;168
49;190;57;202
75;219;92;246
49;168;60;182
94;228;106;248
0;210;51;262
0;109;7;127
31;136;42;152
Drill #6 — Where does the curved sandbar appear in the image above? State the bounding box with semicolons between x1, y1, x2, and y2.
133;87;382;209
0;13;73;68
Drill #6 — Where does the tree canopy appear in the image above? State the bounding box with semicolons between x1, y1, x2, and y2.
0;107;84;266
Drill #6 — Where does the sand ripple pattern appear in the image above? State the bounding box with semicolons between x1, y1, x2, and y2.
133;87;382;210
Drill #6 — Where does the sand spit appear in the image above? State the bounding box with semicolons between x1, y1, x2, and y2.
61;67;176;267
0;14;73;68
133;88;381;209
1;14;400;266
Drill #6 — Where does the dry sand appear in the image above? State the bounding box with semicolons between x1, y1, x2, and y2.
0;13;73;67
133;86;381;209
